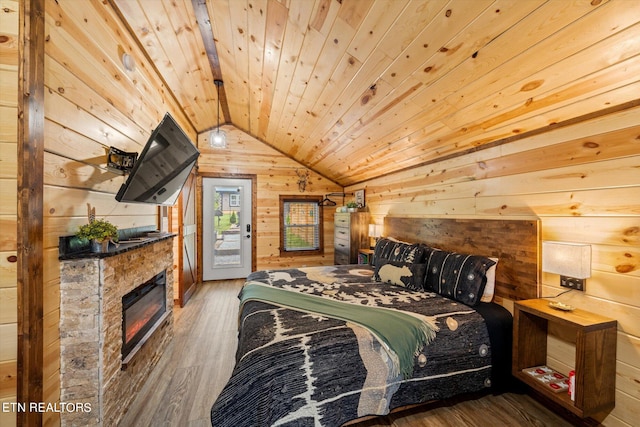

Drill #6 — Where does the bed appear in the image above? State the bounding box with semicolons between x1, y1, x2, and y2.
211;217;540;426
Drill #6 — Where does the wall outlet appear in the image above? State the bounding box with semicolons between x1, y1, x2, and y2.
560;276;585;291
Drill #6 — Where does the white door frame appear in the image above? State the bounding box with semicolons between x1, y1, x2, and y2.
201;176;255;281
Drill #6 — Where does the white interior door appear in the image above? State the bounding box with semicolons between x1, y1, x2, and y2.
203;177;253;281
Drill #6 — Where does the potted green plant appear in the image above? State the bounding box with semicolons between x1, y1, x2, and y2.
346;201;358;212
76;218;119;253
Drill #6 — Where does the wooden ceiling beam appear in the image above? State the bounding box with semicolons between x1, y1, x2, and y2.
192;0;231;125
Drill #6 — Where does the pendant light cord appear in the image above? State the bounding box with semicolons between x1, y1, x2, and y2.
214;79;223;135
211;79;225;148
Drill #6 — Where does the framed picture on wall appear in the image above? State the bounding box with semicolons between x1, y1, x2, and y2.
354;189;365;208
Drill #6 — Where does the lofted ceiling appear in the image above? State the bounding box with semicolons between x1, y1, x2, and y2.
113;0;640;186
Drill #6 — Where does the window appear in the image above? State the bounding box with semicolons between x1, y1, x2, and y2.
280;195;323;256
229;193;240;207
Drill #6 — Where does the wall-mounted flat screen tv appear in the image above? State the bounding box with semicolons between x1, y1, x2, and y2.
115;113;200;206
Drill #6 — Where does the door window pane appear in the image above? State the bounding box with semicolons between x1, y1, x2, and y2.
213;187;241;265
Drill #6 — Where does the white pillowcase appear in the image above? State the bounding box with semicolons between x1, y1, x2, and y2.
386;236;411;244
480;257;499;303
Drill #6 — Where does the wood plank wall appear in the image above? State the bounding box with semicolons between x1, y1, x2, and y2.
25;1;195;425
0;1;19;425
4;2;341;425
197;127;342;271
345;106;640;427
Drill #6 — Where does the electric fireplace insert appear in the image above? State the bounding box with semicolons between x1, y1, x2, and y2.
121;271;167;360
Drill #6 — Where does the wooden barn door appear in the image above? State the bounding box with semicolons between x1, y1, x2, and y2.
177;169;198;306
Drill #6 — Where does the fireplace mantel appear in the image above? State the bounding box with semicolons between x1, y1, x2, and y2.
59;237;175;426
58;231;176;260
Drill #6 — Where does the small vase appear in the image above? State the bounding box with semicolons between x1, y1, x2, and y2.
91;239;109;253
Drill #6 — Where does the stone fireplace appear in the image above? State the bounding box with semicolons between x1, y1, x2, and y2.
59;236;174;426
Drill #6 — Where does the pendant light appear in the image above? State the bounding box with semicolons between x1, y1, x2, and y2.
210;79;227;148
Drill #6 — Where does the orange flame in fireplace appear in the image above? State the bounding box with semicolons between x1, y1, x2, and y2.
125;301;163;344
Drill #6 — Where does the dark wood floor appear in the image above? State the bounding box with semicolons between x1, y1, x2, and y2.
121;280;573;427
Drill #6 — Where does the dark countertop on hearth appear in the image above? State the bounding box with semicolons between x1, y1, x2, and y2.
59;228;176;261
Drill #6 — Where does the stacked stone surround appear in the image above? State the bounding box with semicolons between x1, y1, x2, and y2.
59;238;174;426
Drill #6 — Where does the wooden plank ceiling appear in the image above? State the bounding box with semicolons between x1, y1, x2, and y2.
113;0;640;186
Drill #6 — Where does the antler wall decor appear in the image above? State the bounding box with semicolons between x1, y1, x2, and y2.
296;169;310;192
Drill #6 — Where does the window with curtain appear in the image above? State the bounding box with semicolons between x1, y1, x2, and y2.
280;195;323;256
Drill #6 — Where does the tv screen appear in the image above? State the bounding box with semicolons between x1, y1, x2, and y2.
115;113;200;206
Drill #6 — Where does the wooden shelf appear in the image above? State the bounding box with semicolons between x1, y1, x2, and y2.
358;248;374;265
512;299;617;418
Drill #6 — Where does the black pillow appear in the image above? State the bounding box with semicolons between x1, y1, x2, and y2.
374;259;427;291
373;238;428;266
424;250;496;306
372;238;398;266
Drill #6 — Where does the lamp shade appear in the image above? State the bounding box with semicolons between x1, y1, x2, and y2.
542;241;591;279
210;128;227;149
368;224;382;238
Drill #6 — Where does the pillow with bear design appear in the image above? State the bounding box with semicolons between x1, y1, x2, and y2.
374;258;427;291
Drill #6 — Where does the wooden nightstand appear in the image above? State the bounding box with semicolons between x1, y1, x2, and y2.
357;248;374;265
512;299;617;418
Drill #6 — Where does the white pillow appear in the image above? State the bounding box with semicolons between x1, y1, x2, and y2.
386;236;412;244
480;257;499;303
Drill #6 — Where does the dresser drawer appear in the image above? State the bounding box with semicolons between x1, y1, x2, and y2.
334;213;351;227
334;235;350;251
334;226;350;241
334;251;350;265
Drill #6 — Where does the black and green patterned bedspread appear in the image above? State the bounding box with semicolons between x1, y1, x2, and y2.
211;265;507;426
